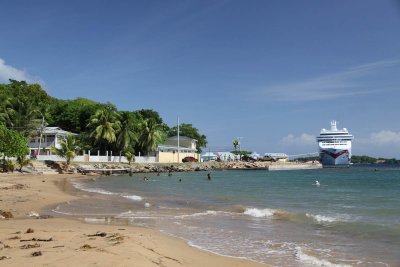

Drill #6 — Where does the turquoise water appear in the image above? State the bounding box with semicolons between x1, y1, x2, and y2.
56;165;400;267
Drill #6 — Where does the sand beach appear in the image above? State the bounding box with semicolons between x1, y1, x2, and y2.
0;173;268;267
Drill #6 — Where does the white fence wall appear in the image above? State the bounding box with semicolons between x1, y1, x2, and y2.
36;154;156;163
134;156;156;163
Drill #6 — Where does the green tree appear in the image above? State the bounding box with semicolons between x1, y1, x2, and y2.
168;123;207;153
125;151;134;165
7;98;42;138
51;133;80;170
116;111;137;151
17;156;32;172
232;139;239;152
0;125;29;172
134;109;163;124
87;105;121;151
49;98;105;133
138;118;163;155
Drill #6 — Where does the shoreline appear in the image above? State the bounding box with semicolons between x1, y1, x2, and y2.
69;161;322;175
0;173;269;267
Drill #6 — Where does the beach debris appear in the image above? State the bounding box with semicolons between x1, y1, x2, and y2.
87;232;107;237
20;243;40;249
80;244;95;250
144;202;151;208
31;251;42;257
28;211;39;218
20;237;53;242
8;236;20;240
0;256;11;260
26;228;34;234
0;210;13;219
12;231;21;234
52;245;65;248
107;233;124;243
37;215;53;219
0;183;25;190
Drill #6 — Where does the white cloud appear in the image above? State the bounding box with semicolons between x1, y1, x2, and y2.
0;58;43;84
256;59;400;101
357;130;400;146
279;133;315;146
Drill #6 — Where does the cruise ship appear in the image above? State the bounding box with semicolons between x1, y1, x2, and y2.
317;121;354;166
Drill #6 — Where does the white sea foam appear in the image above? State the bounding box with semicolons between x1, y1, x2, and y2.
122;195;143;201
306;213;349;224
72;182;115;195
83;217;108;223
295;246;353;267
174;210;222;219
244;208;275;218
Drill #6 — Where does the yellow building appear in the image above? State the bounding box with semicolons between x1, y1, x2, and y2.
157;136;199;163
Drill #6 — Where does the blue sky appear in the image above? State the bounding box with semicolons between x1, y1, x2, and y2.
1;0;400;157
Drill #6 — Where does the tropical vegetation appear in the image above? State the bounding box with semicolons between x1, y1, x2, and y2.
0;80;208;160
51;133;80;170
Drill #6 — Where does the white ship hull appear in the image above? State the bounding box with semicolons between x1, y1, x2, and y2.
316;121;354;167
319;148;351;166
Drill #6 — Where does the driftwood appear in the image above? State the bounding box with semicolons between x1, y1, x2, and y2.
20;237;53;242
80;244;95;249
87;232;106;237
20;243;40;249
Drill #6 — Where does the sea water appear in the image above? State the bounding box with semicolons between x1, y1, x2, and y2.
54;165;400;267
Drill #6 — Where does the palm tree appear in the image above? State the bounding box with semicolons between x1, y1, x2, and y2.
52;133;80;170
125;151;134;165
233;139;239;152
0;95;13;126
116;111;137;151
7;98;41;138
138;118;162;155
16;156;32;172
87;106;121;151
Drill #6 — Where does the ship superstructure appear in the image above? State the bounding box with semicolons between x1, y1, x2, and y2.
317;121;354;166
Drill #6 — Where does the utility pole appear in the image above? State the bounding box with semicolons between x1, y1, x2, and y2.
37;113;45;158
177;116;180;163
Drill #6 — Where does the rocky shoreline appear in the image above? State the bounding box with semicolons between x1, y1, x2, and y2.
72;161;322;175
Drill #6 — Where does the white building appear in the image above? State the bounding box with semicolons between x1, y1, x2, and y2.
29;127;76;156
215;151;238;162
157;136;199;163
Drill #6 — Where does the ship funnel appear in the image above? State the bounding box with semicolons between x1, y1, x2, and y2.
330;120;337;131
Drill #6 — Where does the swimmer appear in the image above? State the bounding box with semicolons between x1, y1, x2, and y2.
313;180;320;186
143;177;149;181
179;178;182;182
207;173;211;180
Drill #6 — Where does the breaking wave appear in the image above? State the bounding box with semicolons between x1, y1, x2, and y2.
122;195;143;201
243;208;276;218
295;246;353;267
72;182;143;201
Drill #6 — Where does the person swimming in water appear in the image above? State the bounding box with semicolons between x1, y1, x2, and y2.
314;180;320;186
207;173;211;180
